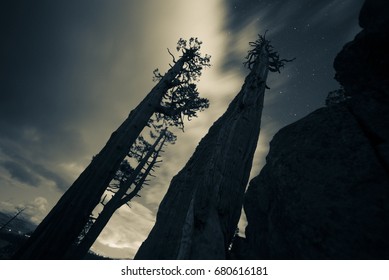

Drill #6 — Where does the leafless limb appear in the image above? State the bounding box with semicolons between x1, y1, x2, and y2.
244;32;295;72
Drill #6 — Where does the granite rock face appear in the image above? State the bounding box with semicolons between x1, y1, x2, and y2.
240;105;389;259
239;0;389;259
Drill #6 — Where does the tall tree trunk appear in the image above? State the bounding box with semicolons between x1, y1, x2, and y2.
135;44;270;259
13;59;186;259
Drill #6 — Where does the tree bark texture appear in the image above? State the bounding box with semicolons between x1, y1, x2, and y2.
135;47;269;259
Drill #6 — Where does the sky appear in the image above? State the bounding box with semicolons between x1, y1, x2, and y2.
0;0;364;259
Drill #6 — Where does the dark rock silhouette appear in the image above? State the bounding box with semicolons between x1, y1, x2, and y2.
237;0;389;259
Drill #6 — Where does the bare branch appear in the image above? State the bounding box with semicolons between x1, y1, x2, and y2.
167;48;177;63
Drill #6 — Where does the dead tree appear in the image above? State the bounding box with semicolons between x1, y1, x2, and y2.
0;208;25;232
14;38;210;259
135;33;294;259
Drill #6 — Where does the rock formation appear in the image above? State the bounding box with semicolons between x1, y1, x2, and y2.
238;0;389;259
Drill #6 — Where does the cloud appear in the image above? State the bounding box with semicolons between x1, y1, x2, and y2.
0;201;17;214
2;160;40;186
307;0;361;27
22;197;49;224
0;197;49;225
0;139;75;191
91;201;156;259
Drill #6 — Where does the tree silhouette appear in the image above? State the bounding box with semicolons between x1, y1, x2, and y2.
14;38;210;259
325;88;349;106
